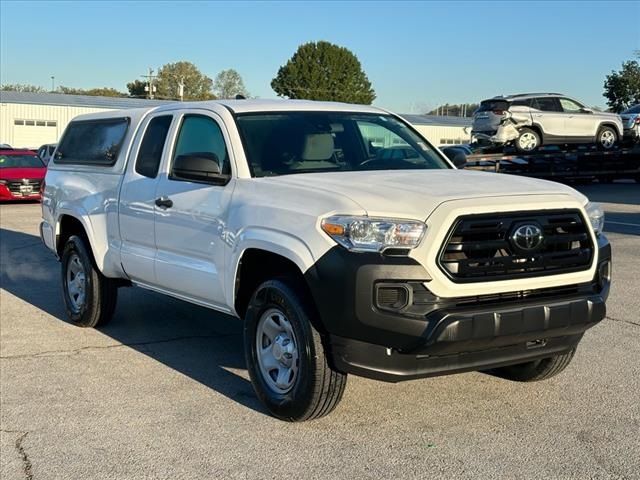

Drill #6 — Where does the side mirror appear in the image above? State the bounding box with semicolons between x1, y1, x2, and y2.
442;148;467;168
172;152;229;184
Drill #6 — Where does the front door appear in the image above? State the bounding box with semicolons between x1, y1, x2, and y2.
119;113;175;284
153;111;234;309
558;97;595;139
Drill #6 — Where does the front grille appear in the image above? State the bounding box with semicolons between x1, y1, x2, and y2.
6;179;41;195
438;209;594;282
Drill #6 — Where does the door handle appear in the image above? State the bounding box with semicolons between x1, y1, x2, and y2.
155;196;173;209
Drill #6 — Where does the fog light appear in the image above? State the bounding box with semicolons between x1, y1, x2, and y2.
598;260;611;289
375;283;411;312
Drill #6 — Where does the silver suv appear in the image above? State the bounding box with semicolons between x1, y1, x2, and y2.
472;93;623;153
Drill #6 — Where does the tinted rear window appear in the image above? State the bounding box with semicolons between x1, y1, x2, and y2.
478;100;509;112
55;118;129;166
623;104;640;114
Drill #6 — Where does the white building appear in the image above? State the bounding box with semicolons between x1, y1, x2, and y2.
0;91;169;149
400;114;473;146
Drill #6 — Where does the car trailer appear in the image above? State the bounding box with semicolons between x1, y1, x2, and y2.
463;145;640;183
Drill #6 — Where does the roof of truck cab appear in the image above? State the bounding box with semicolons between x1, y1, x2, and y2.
154;98;386;114
66;99;388;124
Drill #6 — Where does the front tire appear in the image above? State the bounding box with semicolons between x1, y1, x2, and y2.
515;128;541;153
597;126;618;150
61;235;118;328
488;349;576;382
244;278;347;421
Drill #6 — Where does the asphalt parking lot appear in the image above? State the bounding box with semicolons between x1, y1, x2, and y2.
1;183;639;480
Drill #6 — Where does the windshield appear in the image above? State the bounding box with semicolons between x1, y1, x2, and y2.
235;112;450;177
622;104;640;114
0;154;44;168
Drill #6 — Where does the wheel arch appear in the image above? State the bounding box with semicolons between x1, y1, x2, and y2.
524;123;545;144
598;122;622;138
56;212;101;268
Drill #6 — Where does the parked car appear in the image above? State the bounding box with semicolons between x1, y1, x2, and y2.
620;104;640;143
37;143;57;165
0;143;12;149
472;93;623;153
0;149;46;201
41;100;611;421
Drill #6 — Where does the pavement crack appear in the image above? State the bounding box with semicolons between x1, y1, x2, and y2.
605;315;639;327
0;333;239;360
2;431;34;480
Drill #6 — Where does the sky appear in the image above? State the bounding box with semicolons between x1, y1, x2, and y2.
1;0;639;113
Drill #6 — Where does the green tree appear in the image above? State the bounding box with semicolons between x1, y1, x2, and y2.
126;79;148;97
1;83;46;93
271;41;376;104
156;61;215;100
57;86;125;97
603;59;640;112
213;69;249;99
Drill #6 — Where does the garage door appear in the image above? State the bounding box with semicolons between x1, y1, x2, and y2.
13;120;58;149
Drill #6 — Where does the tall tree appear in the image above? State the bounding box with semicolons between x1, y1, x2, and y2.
213;69;249;99
126;80;148;98
271;41;376;104
1;83;46;93
155;61;215;100
603;59;640;112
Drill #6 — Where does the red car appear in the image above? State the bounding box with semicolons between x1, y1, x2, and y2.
0;149;47;201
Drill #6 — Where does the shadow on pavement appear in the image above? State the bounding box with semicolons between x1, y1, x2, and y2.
0;227;266;416
576;183;640;206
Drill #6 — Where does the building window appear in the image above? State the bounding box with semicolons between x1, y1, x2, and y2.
36;121;46;127
46;121;57;127
25;120;35;126
14;120;24;125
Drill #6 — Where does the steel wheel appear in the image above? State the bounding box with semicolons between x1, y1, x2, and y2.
518;131;539;151
599;129;616;149
65;253;86;312
255;308;300;394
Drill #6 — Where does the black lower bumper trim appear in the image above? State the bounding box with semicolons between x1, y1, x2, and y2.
330;333;583;383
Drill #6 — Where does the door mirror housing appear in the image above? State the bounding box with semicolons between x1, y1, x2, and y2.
442;147;467;168
172;152;230;185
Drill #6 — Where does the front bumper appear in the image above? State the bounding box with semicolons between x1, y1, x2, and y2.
623;127;639;141
307;236;611;382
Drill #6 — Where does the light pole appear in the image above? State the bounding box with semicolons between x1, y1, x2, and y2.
51;76;55;92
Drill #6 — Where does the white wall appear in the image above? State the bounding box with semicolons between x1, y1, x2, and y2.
412;124;471;146
0;103;115;148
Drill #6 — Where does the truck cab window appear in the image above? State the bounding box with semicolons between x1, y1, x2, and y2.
171;115;229;178
135;115;173;178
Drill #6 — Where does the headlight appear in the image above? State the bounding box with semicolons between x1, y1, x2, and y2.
321;216;426;253
0;179;7;185
585;201;604;236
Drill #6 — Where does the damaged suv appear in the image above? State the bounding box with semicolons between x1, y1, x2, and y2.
472;93;623;153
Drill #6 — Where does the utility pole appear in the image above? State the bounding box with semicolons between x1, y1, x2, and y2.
178;76;185;102
51;76;55;92
141;68;157;99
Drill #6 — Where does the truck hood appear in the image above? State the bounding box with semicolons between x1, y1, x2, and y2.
265;169;585;219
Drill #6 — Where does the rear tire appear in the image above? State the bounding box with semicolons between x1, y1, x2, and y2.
61;235;118;328
488;349;575;382
244;278;347;421
596;126;618;150
515;128;541;153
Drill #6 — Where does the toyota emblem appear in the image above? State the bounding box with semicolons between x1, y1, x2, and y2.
511;224;544;252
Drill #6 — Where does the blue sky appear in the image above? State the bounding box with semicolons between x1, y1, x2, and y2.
1;1;638;112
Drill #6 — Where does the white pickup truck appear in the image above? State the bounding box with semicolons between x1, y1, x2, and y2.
41;99;611;421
